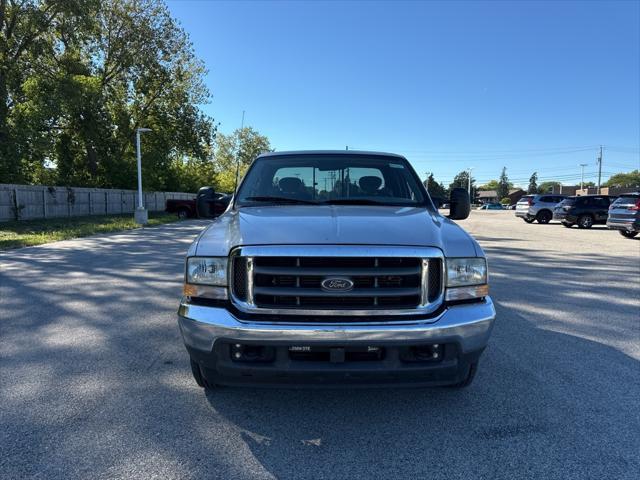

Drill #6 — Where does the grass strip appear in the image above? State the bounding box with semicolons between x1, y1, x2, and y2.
0;212;181;250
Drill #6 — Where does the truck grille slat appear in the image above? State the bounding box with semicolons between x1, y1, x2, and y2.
253;286;422;297
231;251;444;318
253;266;421;276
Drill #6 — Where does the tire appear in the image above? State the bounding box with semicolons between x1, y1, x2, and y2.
190;357;217;390
177;208;190;220
447;362;477;389
190;357;205;387
577;214;594;229
619;230;639;239
536;210;552;224
523;217;535;224
562;222;573;228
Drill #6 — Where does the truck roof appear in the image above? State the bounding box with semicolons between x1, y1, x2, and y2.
256;150;407;160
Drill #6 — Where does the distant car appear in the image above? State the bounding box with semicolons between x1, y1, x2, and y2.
166;193;231;219
553;195;616;228
515;194;567;224
606;193;640;238
478;203;503;210
507;204;517;210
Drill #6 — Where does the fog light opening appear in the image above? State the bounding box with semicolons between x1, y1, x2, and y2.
402;344;444;363
230;343;275;363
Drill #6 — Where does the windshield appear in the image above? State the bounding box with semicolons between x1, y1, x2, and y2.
236;154;428;207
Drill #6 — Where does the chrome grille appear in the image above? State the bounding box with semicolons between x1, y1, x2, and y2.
229;246;444;317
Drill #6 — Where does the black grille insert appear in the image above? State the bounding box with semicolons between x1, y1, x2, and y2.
231;256;443;311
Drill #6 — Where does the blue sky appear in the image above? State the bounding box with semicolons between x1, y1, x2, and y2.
167;0;640;187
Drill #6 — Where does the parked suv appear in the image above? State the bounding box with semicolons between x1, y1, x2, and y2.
515;194;566;224
553;195;616;228
178;151;495;389
607;193;640;238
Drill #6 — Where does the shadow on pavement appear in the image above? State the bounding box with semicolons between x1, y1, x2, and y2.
1;221;638;479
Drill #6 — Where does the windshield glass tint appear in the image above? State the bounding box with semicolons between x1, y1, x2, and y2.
559;198;576;206
236;155;427;206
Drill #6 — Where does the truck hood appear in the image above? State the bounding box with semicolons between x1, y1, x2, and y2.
193;205;482;258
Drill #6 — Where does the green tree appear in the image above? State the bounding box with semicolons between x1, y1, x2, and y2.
478;180;499;191
537;181;560;193
213;127;272;193
500;197;511;205
0;0;94;183
604;170;640;188
0;0;217;191
424;173;447;199
528;172;538;194
497;167;510;199
450;170;476;201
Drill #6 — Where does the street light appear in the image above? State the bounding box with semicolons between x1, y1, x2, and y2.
579;163;588;193
467;167;474;197
135;127;152;225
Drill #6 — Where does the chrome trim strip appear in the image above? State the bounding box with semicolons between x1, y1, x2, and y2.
228;245;445;316
235;245;443;258
420;258;429;307
246;257;255;306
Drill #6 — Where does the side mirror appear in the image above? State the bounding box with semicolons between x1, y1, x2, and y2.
448;188;471;220
196;186;216;218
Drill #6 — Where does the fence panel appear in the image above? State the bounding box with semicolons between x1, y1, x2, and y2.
0;184;195;222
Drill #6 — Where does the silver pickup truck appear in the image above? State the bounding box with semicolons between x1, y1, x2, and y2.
178;151;495;389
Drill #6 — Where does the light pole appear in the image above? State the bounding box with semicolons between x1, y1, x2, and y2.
579;163;588;193
135;127;152;225
467;167;474;199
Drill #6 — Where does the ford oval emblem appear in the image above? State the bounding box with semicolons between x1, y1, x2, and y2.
321;277;354;292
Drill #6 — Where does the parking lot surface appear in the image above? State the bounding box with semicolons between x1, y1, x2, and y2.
1;212;639;479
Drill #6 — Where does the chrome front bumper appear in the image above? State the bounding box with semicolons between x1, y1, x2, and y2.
177;297;496;355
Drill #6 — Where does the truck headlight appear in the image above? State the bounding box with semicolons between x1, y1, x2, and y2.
186;257;228;286
445;258;488;301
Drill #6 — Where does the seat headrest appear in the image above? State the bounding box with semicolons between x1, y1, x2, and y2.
359;176;383;193
279;177;305;193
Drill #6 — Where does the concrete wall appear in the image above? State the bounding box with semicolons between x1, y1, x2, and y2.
0;184;194;222
574;186;639;196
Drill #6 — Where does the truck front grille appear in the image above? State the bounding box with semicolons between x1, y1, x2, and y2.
230;248;444;317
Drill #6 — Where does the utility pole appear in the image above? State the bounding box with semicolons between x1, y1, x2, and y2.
467;167;474;199
596;145;603;194
233;110;246;193
425;171;431;191
579;163;588;192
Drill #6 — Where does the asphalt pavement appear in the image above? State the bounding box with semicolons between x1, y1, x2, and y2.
1;212;639;479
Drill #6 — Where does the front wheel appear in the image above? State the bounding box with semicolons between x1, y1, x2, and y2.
447;362;477;389
619;230;639;238
177;208;190;220
577;215;594;229
536;210;552;224
523;217;535;224
190;358;217;390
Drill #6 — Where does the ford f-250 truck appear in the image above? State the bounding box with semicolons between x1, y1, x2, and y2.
178;151;495;389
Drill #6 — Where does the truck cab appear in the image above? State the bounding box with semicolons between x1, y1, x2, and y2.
178;151;495;389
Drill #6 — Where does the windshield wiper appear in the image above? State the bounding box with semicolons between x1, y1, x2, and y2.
321;198;399;206
243;196;318;205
